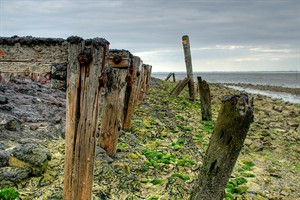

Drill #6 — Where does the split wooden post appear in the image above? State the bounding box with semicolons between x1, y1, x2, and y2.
123;55;141;130
99;49;130;157
182;35;196;101
197;76;212;121
191;94;254;200
172;73;176;82
134;58;143;107
63;37;109;200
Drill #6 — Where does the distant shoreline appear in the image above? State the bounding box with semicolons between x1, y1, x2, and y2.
223;83;300;96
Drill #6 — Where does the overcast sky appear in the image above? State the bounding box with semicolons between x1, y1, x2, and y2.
0;0;299;72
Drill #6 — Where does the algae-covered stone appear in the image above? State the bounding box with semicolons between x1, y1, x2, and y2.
10;142;51;176
128;153;139;159
0;150;9;167
0;167;30;187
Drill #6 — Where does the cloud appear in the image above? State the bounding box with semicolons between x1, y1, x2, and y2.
0;0;299;72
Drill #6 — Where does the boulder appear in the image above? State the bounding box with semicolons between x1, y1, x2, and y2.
0;167;30;187
0;150;9;167
4;119;21;131
9;142;51;176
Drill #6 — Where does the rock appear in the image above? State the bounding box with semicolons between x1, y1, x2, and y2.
0;150;9;167
4;119;21;131
10;142;51;176
0;167;30;187
0;95;8;104
0;105;13;111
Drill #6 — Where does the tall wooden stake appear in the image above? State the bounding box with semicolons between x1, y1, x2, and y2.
64;37;109;200
197;76;212;121
191;94;254;200
182;35;195;101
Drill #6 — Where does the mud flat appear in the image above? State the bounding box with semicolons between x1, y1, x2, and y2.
0;78;299;199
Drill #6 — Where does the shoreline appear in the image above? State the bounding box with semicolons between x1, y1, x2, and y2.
223;83;300;96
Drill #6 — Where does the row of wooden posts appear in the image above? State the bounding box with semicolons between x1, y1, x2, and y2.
0;35;253;199
63;38;152;199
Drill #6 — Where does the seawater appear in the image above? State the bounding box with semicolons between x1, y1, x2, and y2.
152;72;300;104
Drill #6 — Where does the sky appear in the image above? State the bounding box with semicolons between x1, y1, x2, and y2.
0;0;299;72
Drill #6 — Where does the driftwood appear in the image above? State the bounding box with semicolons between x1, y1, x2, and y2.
63;37;109;200
191;94;254;200
182;35;195;101
170;78;189;97
197;76;212;121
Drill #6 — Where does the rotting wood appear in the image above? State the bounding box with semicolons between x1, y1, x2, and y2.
63;36;109;200
100;49;129;156
123;55;141;130
134;59;144;106
197;76;212;121
182;35;195;101
170;78;190;97
138;64;148;101
145;65;152;93
191;94;254;200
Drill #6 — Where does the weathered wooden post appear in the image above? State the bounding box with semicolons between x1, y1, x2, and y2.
197;76;212;121
63;36;109;200
172;73;176;82
134;59;144;106
99;49;130;157
191;94;254;200
145;65;152;93
138;64;149;101
182;35;196;101
123;55;141;130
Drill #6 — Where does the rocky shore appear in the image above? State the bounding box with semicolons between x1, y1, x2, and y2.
0;77;299;199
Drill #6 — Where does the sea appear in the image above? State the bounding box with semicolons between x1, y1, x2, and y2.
152;71;300;104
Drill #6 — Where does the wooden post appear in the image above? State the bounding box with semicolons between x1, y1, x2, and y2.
145;65;152;93
123;55;141;130
63;37;109;200
99;49;130;157
191;94;254;200
197;76;212;121
139;64;148;101
182;35;195;101
134;59;144;106
170;78;189;97
172;73;176;82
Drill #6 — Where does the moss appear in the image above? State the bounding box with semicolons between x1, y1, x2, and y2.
233;185;248;194
241;172;256;178
141;149;176;168
170;173;190;182
176;157;195;167
117;142;127;149
224;192;234;200
201;120;214;134
176;115;185;121
147;196;159;200
177;124;192;131
193;134;204;142
0;188;19;200
150;179;163;185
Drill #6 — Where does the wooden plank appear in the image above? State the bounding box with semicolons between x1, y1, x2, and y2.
182;35;196;101
108;49;131;68
63;37;109;200
191;94;254;200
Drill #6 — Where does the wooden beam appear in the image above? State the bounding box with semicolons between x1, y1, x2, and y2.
63;37;109;200
170;78;190;97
